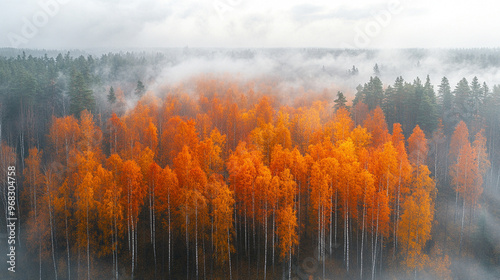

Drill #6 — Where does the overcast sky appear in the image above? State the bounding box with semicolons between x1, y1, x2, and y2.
1;0;498;49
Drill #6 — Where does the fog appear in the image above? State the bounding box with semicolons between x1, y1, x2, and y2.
102;48;500;102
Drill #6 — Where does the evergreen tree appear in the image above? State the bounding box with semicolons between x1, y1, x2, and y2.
135;80;146;97
438;76;455;134
373;63;380;76
363;76;384;110
417;75;438;134
470;76;482;115
69;69;95;117
453;78;473;123
333;91;348;111
352;84;364;107
438;76;452;112
108;86;116;104
383;76;405;131
349;65;359;76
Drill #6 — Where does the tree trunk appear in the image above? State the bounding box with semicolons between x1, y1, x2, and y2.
228;227;232;280
186;210;189;280
65;201;71;280
87;200;91;280
47;177;58;280
459;199;466;256
168;191;172;278
264;200;268;280
196;203;199;280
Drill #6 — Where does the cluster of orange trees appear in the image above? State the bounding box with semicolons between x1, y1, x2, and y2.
19;78;489;279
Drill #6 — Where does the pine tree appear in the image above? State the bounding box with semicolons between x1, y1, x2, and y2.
69;69;95;117
453;78;473;123
438;77;454;134
373;63;380;76
416;75;438;134
108;86;116;104
333;91;348;111
135;80;146;97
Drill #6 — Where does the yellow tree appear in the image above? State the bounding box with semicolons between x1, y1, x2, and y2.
79;110;102;154
226;142;263;258
155;164;179;278
48;115;80;165
119;159;144;279
254;164;273;280
100;156;124;279
73;150;101;280
250;123;276;166
334;138;364;272
364;106;390;148
397;184;434;275
332;106;354;143
450;141;481;255
198;128;226;176
174;145;208;280
274;110;292;149
369;141;399;263
408;125;428;171
108;112;127;156
391;123;413;252
276;204;298;280
449;121;469;165
211;175;235;279
449;121;470;222
310;158;333;278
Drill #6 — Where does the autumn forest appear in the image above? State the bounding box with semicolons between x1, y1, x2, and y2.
0;49;499;280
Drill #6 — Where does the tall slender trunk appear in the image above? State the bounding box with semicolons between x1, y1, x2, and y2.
245;208;248;254
152;182;157;279
317;201;321;261
113;207;118;279
360;200;366;279
264;200;268;280
322;205;326;280
47;178;58;280
65;201;71;280
297;180;301;261
335;190;338;247
272;208;275;271
252;185;256;255
227;227;232;280
186;210;189;280
131;211;135;280
168;191;172;278
39;231;42;280
127;188;131;252
86;200;91;280
394;160;402;257
459;199;466;256
196;203;199;280
372;199;380;280
288;241;292;280
329;184;333;256
346;181;350;273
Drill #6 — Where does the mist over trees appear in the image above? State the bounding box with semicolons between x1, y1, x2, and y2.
0;48;499;279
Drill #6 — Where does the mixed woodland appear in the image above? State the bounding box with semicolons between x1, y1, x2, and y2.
0;50;499;279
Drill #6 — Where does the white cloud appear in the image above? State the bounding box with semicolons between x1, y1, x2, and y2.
0;0;499;48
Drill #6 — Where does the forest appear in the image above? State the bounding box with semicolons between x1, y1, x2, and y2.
0;49;499;280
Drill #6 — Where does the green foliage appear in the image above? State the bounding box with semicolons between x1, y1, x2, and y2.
69;69;95;117
333;91;348;111
135;80;145;97
108;86;116;104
